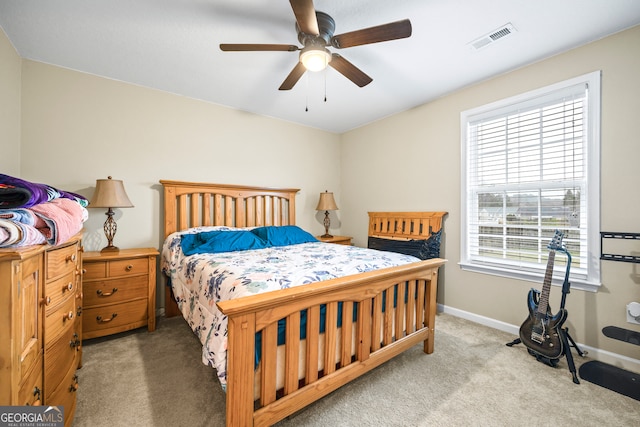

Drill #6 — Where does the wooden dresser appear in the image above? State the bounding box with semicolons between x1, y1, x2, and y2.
0;234;83;426
82;248;158;339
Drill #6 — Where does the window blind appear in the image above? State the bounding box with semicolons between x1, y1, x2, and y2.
461;72;601;289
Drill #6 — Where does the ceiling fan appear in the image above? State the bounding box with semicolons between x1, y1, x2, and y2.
220;0;412;90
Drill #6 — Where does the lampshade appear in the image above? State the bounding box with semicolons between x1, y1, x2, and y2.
89;176;134;208
300;46;332;72
316;191;338;211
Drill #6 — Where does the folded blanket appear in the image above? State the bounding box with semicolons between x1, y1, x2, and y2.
29;198;86;245
0;174;89;209
0;218;47;247
0;208;37;226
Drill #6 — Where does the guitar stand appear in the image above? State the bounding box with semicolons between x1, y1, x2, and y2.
507;326;585;384
506;249;587;384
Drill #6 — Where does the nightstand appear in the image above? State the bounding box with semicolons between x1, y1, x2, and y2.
316;235;353;245
82;248;159;339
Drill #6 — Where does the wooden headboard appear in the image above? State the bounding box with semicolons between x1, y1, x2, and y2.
368;212;447;240
160;180;300;238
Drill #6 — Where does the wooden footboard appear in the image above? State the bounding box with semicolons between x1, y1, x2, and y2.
218;258;445;427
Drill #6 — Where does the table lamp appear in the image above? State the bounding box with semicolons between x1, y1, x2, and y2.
89;176;134;252
316;190;338;238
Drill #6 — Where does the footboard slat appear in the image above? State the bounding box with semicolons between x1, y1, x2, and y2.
305;306;320;384
260;323;277;406
324;302;338;375
284;312;300;394
340;302;353;368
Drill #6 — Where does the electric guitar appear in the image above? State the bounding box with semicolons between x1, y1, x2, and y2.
518;230;567;360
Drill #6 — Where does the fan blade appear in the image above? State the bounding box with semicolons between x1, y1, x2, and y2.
289;0;319;35
220;44;299;52
279;62;307;90
328;54;372;87
331;19;412;48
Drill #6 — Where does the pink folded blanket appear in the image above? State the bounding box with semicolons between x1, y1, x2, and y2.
29;198;86;245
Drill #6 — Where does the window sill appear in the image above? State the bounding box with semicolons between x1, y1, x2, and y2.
458;261;601;292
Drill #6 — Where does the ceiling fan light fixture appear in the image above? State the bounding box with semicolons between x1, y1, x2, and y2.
300;46;331;72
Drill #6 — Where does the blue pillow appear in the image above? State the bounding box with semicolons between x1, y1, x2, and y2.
181;230;268;255
250;225;318;247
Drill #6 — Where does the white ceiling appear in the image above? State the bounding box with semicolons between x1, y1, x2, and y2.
2;0;640;134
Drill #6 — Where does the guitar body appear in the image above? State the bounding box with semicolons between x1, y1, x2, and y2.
519;288;567;360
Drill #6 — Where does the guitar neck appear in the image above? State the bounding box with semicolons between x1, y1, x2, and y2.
537;250;555;315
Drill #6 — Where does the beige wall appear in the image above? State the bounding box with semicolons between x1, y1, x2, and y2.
19;61;341;253
341;25;640;367
0;29;21;175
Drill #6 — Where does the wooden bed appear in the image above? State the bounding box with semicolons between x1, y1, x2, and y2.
160;180;446;427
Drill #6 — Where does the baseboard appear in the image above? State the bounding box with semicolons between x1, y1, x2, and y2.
437;303;640;373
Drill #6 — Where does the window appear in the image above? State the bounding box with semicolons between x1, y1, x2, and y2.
460;71;601;291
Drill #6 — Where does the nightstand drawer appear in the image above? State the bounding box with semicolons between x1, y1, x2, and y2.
109;258;149;277
83;262;106;280
46;243;79;280
83;274;148;307
83;299;148;337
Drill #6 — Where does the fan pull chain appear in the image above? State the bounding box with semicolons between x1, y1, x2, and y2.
324;68;327;102
305;73;309;112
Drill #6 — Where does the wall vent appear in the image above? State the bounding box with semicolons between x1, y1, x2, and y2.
469;23;517;50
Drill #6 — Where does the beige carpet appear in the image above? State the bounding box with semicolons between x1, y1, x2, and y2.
73;313;639;426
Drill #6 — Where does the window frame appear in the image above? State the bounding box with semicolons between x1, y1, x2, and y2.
460;71;601;292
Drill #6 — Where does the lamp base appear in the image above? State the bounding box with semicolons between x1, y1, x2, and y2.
100;245;120;253
320;234;333;238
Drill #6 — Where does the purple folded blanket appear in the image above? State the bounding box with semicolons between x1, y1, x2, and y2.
0;174;88;209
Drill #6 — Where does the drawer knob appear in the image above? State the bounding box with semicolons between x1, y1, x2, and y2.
63;282;73;292
96;288;118;297
66;254;77;263
96;313;118;323
63;311;74;321
42;296;51;306
126;264;133;271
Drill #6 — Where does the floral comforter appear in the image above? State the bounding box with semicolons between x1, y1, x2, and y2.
161;226;420;389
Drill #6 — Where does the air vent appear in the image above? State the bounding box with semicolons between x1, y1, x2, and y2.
469;23;516;50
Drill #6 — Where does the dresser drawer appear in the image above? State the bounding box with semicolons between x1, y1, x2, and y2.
83;274;148;307
46;243;79;281
44;296;76;345
45;359;77;424
44;327;79;393
44;271;77;313
83;299;148;337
